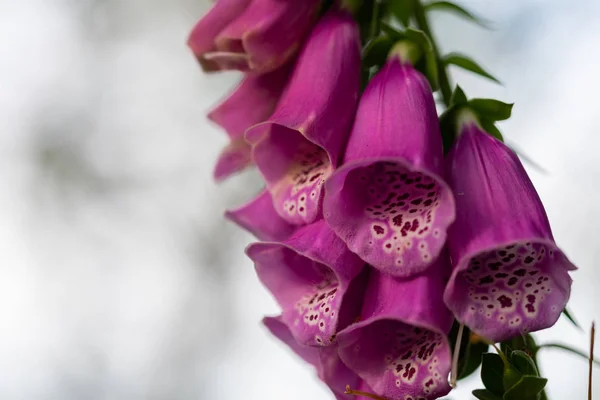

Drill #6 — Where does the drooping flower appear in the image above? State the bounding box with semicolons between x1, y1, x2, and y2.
337;257;453;400
247;220;366;347
443;115;576;342
225;190;296;241
187;0;320;73
208;65;292;181
263;315;366;400
246;8;361;225
323;45;455;278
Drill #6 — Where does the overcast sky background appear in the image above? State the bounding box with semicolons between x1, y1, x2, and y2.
1;0;599;399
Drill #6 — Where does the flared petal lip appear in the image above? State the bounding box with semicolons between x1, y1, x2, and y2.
245;119;338;171
212;152;252;182
447;237;578;281
324;157;456;256
444;237;576;340
338;314;453;342
245;240;352;290
326;157;455;215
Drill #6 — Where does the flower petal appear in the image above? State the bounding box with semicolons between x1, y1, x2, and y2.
247;220;366;346
208;65;292;140
209;0;320;73
263;315;320;365
187;0;252;72
263;316;362;399
338;257;453;400
246;9;361;225
225;190;296;241
444;123;576;342
213;138;253;181
324;59;455;277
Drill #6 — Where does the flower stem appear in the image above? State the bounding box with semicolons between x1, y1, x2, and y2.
345;384;388;400
450;323;464;388
370;0;381;38
589;322;596;400
412;0;453;107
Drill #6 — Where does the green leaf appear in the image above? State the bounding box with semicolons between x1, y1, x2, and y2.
502;364;523;392
473;389;504;400
468;98;513;121
449;85;468;107
503;376;547;400
362;35;394;67
423;0;490;28
439;105;460;152
385;0;414;26
459;341;489;379
479;118;504;142
562;307;582;330
537;343;600;367
404;28;439;90
443;52;501;84
379;25;439;90
481;353;505;395
511;350;539;377
380;21;403;40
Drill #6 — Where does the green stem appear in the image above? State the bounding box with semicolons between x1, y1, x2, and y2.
412;0;453;107
370;0;381;38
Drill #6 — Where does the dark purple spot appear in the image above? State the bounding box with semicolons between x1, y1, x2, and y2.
497;295;513;308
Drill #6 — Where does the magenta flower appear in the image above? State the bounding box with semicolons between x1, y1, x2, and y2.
443;118;576;342
263;315;363;399
208;66;291;181
246;9;361;225
225;190;296;241
337;257;453;400
187;0;319;73
247;220;366;347
323;53;455;278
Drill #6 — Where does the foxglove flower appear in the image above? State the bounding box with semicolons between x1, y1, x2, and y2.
324;50;455;277
247;220;366;347
337;257;453;400
225;190;296;241
209;66;291;181
246;9;361;225
443;118;576;342
263;315;363;400
187;0;320;73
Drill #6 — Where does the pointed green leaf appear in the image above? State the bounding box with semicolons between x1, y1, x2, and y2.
473;389;504;400
537;343;600;367
511;350;539;377
439;105;460;152
563;307;582;330
503;376;547;400
443;52;501;84
404;28;439;90
363;35;394;67
479;118;503;142
385;0;414;26
423;0;490;28
450;85;468;107
481;353;505;395
468;99;513;121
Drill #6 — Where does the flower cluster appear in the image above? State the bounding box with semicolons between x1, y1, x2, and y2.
188;1;576;399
